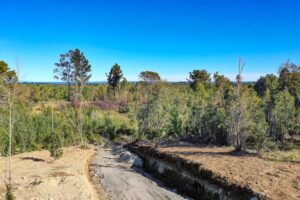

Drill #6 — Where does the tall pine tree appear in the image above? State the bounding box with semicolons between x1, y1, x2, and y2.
107;63;123;100
70;49;92;146
54;51;74;101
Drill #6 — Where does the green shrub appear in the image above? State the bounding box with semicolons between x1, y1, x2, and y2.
88;110;138;139
6;185;15;200
46;133;63;159
87;133;104;145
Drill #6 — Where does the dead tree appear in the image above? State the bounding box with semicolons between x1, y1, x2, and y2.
3;61;18;198
227;58;246;151
235;58;245;151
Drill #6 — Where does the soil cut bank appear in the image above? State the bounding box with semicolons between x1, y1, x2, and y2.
126;142;300;200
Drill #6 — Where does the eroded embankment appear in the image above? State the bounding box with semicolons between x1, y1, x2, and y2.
126;143;266;200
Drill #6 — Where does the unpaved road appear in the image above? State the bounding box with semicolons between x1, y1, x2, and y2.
90;145;188;200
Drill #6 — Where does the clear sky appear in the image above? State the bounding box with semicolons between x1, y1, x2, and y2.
1;0;300;82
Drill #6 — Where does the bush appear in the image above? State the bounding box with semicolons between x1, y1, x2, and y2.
6;185;15;200
51;148;63;159
87;133;104;146
46;133;63;159
88;110;138;139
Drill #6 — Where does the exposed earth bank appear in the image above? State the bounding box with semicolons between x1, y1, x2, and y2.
126;142;300;200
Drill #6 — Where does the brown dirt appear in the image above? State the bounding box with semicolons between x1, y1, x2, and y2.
157;145;300;200
0;146;106;200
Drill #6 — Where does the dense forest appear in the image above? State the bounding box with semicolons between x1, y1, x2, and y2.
0;49;300;157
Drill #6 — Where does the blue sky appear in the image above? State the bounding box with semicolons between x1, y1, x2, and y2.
1;0;300;82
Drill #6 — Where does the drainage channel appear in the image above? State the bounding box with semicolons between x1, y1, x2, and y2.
90;145;191;200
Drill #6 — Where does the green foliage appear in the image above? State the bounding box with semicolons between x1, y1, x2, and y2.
47;132;63;159
5;185;15;200
214;72;232;90
137;85;172;139
107;63;123;100
1;57;299;157
270;89;296;142
188;69;211;91
54;51;74;101
71;49;92;86
278;60;300;108
87;109;138;139
139;71;161;83
169;107;183;137
254;74;279;97
226;87;270;150
0;60;17;83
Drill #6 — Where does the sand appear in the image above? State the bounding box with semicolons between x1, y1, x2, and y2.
0;146;104;200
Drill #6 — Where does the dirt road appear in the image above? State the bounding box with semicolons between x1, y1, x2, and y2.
90;145;188;200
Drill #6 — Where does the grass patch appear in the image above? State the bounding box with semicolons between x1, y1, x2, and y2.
262;149;300;163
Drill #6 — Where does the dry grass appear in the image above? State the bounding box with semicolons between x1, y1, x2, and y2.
262;149;300;163
31;100;69;114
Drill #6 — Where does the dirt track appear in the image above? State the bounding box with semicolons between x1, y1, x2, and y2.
90;145;188;200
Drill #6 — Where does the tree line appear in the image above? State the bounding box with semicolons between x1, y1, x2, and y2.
0;50;299;159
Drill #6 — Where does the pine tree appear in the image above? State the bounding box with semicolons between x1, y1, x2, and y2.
54;51;74;101
106;63;123;100
188;69;211;91
70;49;92;146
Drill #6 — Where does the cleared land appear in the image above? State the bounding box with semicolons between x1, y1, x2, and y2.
158;145;300;200
0;146;105;200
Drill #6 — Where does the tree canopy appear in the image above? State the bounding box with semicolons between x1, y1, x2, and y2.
139;71;161;83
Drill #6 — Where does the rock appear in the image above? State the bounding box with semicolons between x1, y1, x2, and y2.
116;149;143;168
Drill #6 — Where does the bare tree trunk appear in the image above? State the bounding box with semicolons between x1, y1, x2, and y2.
67;82;71;101
5;67;18;193
113;88;116;101
51;102;54;133
78;80;84;146
73;73;84;146
8;87;12;187
235;58;244;151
